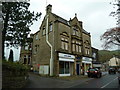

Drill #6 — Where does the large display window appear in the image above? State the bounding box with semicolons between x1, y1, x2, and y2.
59;61;70;74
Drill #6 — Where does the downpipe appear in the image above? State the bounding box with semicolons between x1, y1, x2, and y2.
45;15;53;76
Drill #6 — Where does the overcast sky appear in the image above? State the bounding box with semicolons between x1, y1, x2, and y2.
5;0;118;61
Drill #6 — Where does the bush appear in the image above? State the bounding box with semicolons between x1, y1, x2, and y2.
3;60;29;76
2;60;29;88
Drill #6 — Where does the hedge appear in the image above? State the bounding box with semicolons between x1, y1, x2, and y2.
2;60;29;88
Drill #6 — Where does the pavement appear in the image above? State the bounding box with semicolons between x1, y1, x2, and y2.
24;71;108;88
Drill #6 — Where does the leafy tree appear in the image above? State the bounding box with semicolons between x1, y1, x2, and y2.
100;0;120;49
2;1;41;59
8;49;13;62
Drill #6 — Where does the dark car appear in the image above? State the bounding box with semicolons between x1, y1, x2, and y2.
87;68;102;78
118;69;120;84
108;68;116;74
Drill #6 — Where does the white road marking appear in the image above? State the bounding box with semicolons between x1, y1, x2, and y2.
101;77;118;88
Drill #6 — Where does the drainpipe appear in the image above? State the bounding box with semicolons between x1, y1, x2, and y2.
45;15;53;76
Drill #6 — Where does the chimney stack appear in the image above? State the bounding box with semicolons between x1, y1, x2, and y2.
46;4;52;14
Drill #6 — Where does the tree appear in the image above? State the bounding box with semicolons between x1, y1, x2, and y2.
2;2;41;59
100;27;120;49
8;49;13;62
101;0;120;49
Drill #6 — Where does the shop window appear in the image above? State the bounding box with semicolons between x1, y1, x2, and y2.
65;62;69;74
59;61;70;74
59;61;64;74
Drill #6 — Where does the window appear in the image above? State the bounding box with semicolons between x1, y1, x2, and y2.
61;33;69;50
42;27;46;35
85;48;89;55
79;46;81;52
36;34;38;40
72;40;81;52
84;40;90;55
34;45;38;54
24;55;27;64
73;27;79;36
24;43;28;50
49;24;53;32
28;55;31;64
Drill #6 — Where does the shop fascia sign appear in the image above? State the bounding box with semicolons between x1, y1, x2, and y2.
82;57;92;61
59;53;75;59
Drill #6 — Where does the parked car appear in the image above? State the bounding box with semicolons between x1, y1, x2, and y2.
87;68;102;78
108;68;116;74
118;69;120;84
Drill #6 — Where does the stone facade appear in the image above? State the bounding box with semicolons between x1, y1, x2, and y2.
20;4;94;76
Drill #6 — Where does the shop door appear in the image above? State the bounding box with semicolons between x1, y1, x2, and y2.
76;64;80;75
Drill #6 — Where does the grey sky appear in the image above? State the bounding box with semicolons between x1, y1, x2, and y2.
5;0;117;61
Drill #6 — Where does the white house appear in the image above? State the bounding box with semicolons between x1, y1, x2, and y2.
109;57;120;67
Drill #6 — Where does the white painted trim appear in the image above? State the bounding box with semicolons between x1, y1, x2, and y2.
59;58;74;62
59;74;70;76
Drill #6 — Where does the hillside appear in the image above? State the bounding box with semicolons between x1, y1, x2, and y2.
98;50;120;62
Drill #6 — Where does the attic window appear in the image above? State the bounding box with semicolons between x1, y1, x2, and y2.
42;26;46;35
73;27;79;36
49;23;53;32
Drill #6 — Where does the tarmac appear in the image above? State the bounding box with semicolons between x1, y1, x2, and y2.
24;71;108;88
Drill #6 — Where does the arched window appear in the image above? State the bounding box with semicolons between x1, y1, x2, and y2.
61;32;69;50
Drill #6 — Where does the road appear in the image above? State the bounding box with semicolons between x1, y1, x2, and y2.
24;72;120;88
71;73;120;89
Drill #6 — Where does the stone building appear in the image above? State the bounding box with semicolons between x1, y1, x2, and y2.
20;4;93;76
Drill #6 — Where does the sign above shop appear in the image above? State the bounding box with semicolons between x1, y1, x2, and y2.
82;57;92;61
59;53;75;59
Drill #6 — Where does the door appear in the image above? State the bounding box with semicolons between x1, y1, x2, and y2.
76;64;80;75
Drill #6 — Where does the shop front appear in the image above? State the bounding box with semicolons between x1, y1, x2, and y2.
82;57;92;75
58;53;75;76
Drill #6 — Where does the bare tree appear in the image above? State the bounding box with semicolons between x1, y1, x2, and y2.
101;0;120;49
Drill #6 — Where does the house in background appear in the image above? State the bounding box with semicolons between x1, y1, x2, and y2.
20;4;94;76
19;36;33;66
109;56;120;69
